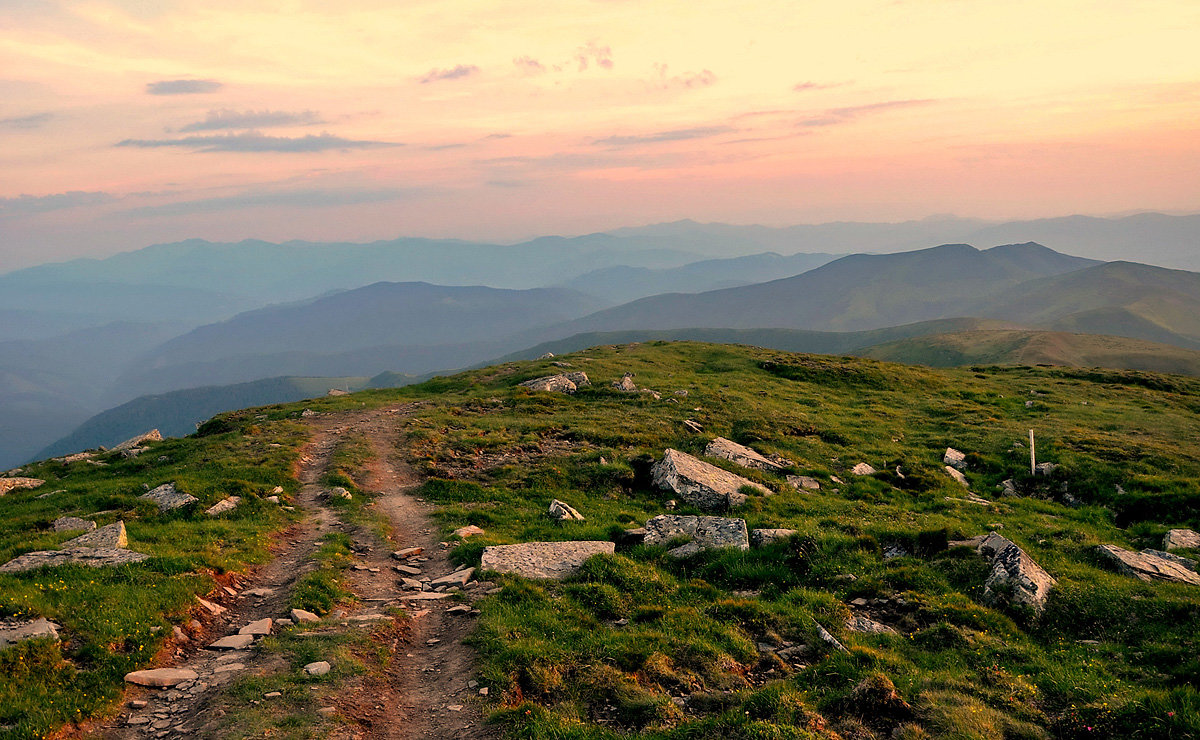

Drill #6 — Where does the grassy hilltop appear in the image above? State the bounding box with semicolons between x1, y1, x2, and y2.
3;341;1200;738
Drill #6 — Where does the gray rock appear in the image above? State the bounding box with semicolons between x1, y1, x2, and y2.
0;477;45;496
209;634;255;650
815;622;848;653
1096;544;1200;586
943;448;967;470
612;373;637;392
63;521;128;549
238;618;273;635
644;515;749;558
124;668;198;688
430;567;476;587
563;372;590;387
787;475;821;491
538;352;555;359
53;516;96;533
846;614;897;634
519;375;577;394
1165;529;1200;551
749;528;797;547
0;547;149;573
682;419;704;434
945;466;969;487
548;499;585;522
141;483;198;512
290;608;320;623
981;536;1057;613
1034;462;1059;476
1142;549;1198;572
480;541;614;579
1000;479;1019;497
704;437;787;472
0;618;60;648
651;449;767;510
204;497;241;516
304;661;331;676
850;463;876;476
882;544;908;561
112;430;162;452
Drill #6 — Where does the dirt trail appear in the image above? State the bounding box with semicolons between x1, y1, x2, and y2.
95;404;495;740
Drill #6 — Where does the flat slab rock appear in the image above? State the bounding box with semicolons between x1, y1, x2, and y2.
1097;544;1200;586
846;614;897;634
62;521;127;549
703;437;786;472
651;449;767;511
1165;529;1200;551
787;475;821;491
519;373;586;394
0;547;149;573
945;466;969;487
53;516;96;533
480;541;614;579
0;477;45;496
124;668;197;687
141;483;198;512
943;448;967;470
0;618;60;648
112;429;162;452
644;515;749;558
205;496;241;516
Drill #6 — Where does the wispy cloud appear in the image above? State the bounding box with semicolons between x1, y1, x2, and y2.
575;42;614;71
123;187;421;217
419;65;480;83
595;125;735;147
116;131;400;153
793;81;844;92
651;64;716;90
0;191;116;216
178;109;323;132
797;98;935;127
145;79;223;95
513;56;545;74
0;112;53;130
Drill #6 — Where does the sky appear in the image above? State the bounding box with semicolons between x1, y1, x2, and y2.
2;0;1199;269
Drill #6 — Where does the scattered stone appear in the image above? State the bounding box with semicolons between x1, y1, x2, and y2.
815;622;848;653
0;477;45;496
264;691;282;699
447;604;471;614
430;567;476;587
787;475;821;491
204;497;241;516
53;452;96;464
238;618;273;636
0;547;148;573
129;700;148;709
453;525;485;539
704;437;788;472
651;449;767;510
0;618;60;648
548;499;585;522
327;388;349;396
141;483;198;512
287;608;320;624
327;487;352;500
612;372;637;392
401;592;453;601
394;564;422;575
300;409;315;418
683;419;704;434
112;430;162;452
53;516;96;533
882;544;908;561
519;374;578;394
846;614;897;634
393;547;423;559
196;597;226;615
538;352;555;359
481;541;614;579
316;706;336;717
304;661;331;676
1000;479;1019;497
448;704;464;712
945;466;969;487
213;663;245;674
1096;544;1200;586
1165;529;1200;551
124;668;198;688
400;577;424;590
850;463;876;476
564;371;590;387
644;515;749;558
245;587;275;597
479;687;489;696
62;521;128;549
1034;462;1059;476
209;634;255;650
958;533;1058;613
943;448;967;470
749;528;797;548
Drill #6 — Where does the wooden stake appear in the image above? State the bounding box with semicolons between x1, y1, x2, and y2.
1029;429;1036;475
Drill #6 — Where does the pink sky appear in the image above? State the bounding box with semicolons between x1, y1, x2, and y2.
2;0;1199;269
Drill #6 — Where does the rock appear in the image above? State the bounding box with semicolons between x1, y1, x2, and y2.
613;373;637;392
815;622;848;653
640;389;662;400
945;466;969;487
393;547;423;558
960;532;1057;613
1000;479;1019;497
0;477;45;496
204;497;241;516
682;419;704;434
394;564;422;575
1142;549;1198;572
300;409;315;418
430;567;476;587
213;662;245;673
480;541;615;579
53;516;96;533
141;483;198;512
327;487;352;500
618;527;646;546
519;375;577;394
124;668;198;688
564;371;590;387
644;515;749;558
266;496;281;504
704;437;787;472
290;608;320;623
882;544;908;561
326;388;349;396
1096;544;1200;586
538;352;555;359
53;452;95;464
304;661;331;676
651;449;767;511
62;521;128;549
0;547;149;573
452;525;485;539
209;634;255;650
112;430;162;452
1034;462;1059;475
787;475;820;491
943;448;967;470
846;614;897;634
0;618;60;648
850;463;876;476
1165;529;1200;551
749;528;797;547
245;587;275;597
401;577;424;590
548;499;585;522
196;597;226;615
238;618;273;636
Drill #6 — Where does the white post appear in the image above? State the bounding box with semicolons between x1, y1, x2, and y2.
1029;429;1036;475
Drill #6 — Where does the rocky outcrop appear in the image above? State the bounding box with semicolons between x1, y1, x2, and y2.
613;373;637;392
749;528;797;548
0;477;45;496
851;463;876;476
0;618;60;648
519;374;579;394
141;483;198;512
205;497;241;516
943;448;967;470
564;372;590;387
846;614;897;634
0;547;149;573
1142;549;1198;572
1165;529;1200;551
62;521;128;549
480;541;614;579
945;466;969;487
112;429;162;452
548;499;584;522
651;449;767;510
644;515;749;558
955;532;1056;613
1096;544;1200;586
787;475;821;491
53;516;96;533
703;437;787;472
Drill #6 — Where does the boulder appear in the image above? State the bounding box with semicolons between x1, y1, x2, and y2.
945;466;969;487
326;487;352;500
124;668;198;688
112;429;162;452
962;532;1056;613
1034;462;1059;476
613;373;637;392
538;352;555;359
1096;544;1200;586
846;614;897;634
1000;479;1019;497
327;388;349;396
53;516;96;533
644;515;749;558
209;634;255;650
452;525;485;539
205;497;241;516
548;499;585;522
704;437;786;472
519;375;577;394
141;483;198;512
0;477;45;496
943;448;967;470
787;475;821;491
305;661;331;676
480;541;614;579
0;618;60;648
850;463;876;476
0;547;149;573
1165;529;1200;551
651;449;767;510
239;618;273;635
1142;549;1198;572
62;521;128;549
749;528;797;548
290;609;320;623
430;567;476;587
563;372;590;387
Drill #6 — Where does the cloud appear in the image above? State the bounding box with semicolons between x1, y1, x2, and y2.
123;187;421;217
0;112;53;130
145;79;223;95
116;131;400;153
513;56;545;74
594;125;736;147
797;98;935;127
575;42;613;71
651;64;716;90
0;191;116;216
793;81;843;92
419;65;480;83
178;109;323;132
425;142;467;151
